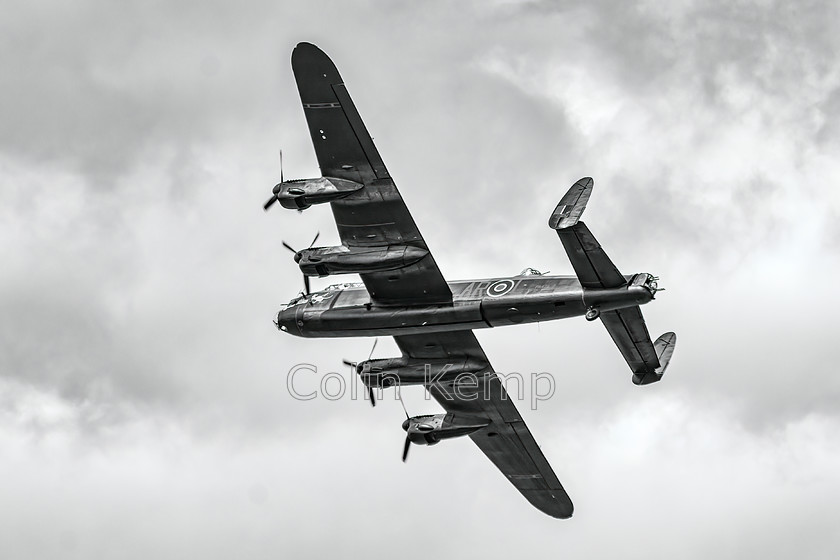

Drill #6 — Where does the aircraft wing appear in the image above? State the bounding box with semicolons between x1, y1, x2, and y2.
291;42;451;305
393;331;574;519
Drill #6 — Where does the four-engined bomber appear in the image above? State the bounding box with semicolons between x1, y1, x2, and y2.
267;42;677;519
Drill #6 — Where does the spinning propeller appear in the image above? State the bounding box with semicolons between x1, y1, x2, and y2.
282;231;320;295
342;339;378;407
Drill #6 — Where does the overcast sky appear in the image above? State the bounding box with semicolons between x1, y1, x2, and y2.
2;0;840;558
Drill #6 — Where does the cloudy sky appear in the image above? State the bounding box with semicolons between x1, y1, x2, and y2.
2;0;840;557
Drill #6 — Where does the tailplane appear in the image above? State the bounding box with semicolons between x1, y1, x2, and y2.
636;331;676;385
548;178;624;289
550;178;676;385
601;308;676;385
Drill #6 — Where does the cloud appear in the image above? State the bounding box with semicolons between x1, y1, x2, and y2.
2;384;838;559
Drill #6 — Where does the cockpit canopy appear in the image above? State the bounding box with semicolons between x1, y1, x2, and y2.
519;267;547;276
281;294;306;310
280;281;364;311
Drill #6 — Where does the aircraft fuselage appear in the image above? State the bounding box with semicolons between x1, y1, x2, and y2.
277;272;657;338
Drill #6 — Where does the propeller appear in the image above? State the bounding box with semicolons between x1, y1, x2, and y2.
402;435;411;462
398;384;411;462
282;231;320;295
263;195;278;211
263;149;285;211
343;339;378;407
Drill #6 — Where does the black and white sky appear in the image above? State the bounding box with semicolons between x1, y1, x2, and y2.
2;0;840;558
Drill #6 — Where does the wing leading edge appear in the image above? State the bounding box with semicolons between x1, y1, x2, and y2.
291;42;451;305
394;331;574;519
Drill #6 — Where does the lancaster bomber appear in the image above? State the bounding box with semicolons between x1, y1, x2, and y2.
266;42;676;519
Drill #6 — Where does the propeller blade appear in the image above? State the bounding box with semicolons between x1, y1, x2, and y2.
282;241;297;253
347;339;381;408
402;436;411;462
304;275;311;295
279;149;284;183
263;196;278;211
308;231;320;248
397;387;409;419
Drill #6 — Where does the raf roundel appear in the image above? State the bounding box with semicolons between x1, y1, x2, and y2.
486;279;515;297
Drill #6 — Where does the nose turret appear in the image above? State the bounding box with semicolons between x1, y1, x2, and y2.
275;306;302;336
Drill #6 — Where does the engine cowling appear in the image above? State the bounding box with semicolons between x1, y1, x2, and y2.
295;244;428;277
354;357;487;388
272;177;364;210
402;413;490;446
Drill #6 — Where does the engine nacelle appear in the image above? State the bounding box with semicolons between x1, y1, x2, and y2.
272;177;363;210
402;413;490;446
295;244;428;277
354;357;487;388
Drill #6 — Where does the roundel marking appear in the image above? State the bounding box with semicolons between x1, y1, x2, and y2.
486;279;514;297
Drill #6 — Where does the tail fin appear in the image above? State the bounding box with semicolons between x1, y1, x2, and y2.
549;177;593;229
